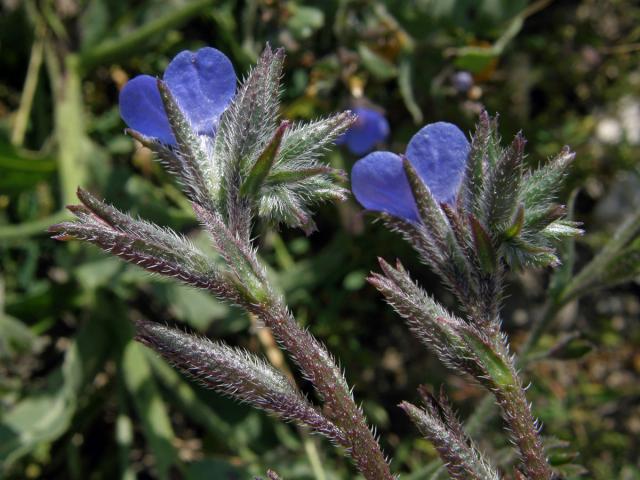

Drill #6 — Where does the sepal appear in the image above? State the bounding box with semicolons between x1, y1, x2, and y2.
126;128;210;208
400;387;501;480
135;320;347;446
256;111;354;232
469;214;497;274
481;132;525;234
241;120;290;198
49;189;236;300
156;79;219;207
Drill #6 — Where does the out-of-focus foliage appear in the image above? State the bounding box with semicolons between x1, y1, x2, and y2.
0;0;639;479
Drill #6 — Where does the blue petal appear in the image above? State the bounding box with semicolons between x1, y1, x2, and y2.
119;75;175;144
405;122;470;204
351;151;419;222
343;107;390;155
163;47;236;136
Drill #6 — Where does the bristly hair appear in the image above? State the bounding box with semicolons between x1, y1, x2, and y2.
135;320;348;446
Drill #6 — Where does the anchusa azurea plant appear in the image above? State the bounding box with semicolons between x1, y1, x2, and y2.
353;115;581;479
51;45;580;479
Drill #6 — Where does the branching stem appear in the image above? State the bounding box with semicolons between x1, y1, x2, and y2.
252;295;394;480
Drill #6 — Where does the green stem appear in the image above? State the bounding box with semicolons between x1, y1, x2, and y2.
493;366;553;479
561;209;640;302
56;55;86;206
77;0;215;73
270;231;295;270
11;24;45;147
519;299;563;363
0;210;70;241
303;437;328;480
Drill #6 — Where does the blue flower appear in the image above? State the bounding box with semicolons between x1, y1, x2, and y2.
351;122;470;222
119;47;236;145
451;71;474;93
337;107;390;155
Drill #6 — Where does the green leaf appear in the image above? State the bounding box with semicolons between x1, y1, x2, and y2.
0;143;56;194
214;46;284;234
287;5;324;40
521;146;574;215
51;56;90;206
241;121;289;198
398;55;423;124
483;133;525;235
78;0;110;50
122;342;179;479
469;215;497;274
597;236;640;288
358;44;398;80
461;331;512;389
504;204;525;240
453;47;497;74
157;80;217;207
193;205;268;303
549;189;579;298
402;158;449;242
144;350;248;451
115;411;136;480
0;314;39;359
542;220;584;241
0;390;72;468
459;111;491;217
77;0;216;72
185;458;247;480
563;209;640;300
0;313;110;469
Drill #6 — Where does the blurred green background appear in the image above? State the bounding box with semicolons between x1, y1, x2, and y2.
1;0;639;478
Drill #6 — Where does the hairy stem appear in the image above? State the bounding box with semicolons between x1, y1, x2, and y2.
253;299;393;480
250;314;328;480
493;359;553;479
471;275;552;477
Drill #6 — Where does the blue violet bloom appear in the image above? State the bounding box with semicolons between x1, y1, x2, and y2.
338;107;390;155
451;71;474;93
351;122;470;222
119;47;236;145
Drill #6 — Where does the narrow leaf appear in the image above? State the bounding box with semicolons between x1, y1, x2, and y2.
482;132;525;234
521;146;575;211
504;203;525;239
274;111;355;170
156;79;218;207
241;120;290;197
400;399;501;480
402;158;477;305
122;341;178;479
459;329;513;389
469;214;497;274
126;128;210;206
49;189;235;298
369;258;472;373
402;157;448;243
458;111;491;216
135;320;347;446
